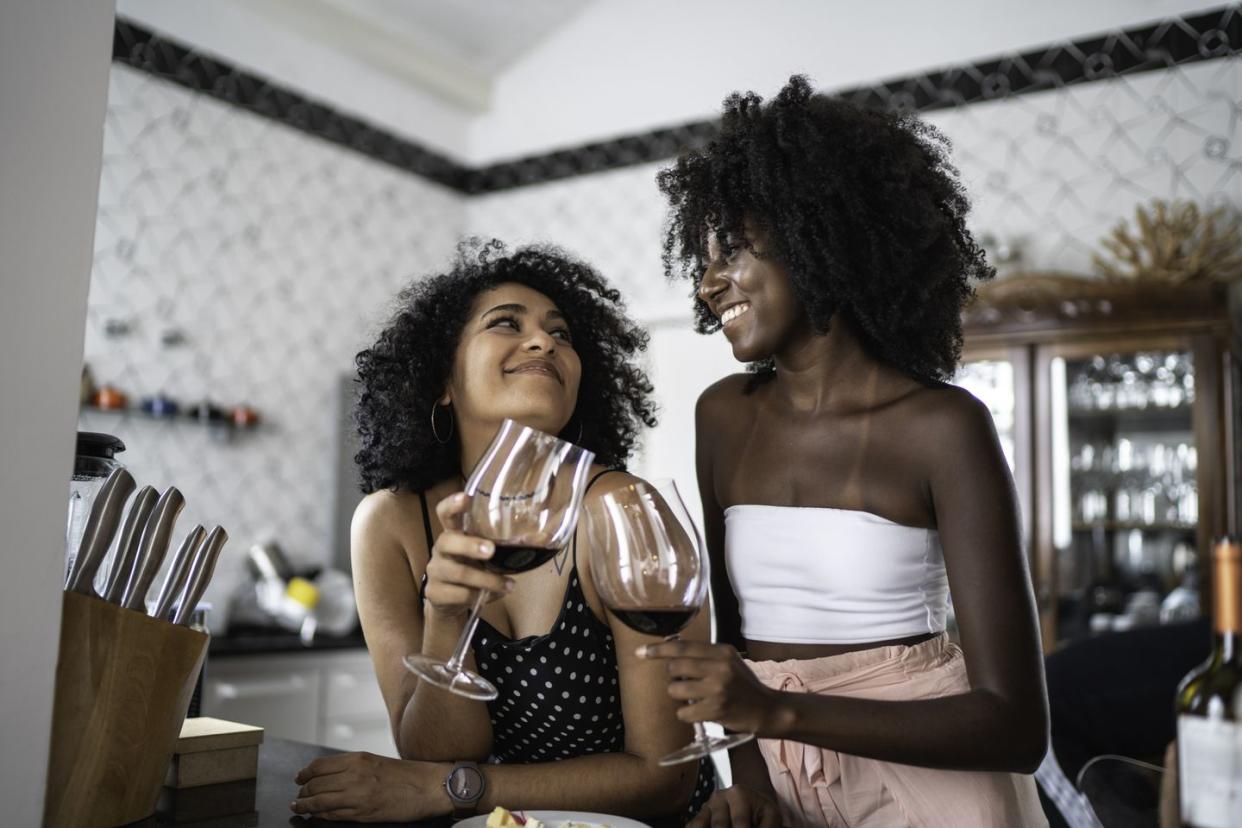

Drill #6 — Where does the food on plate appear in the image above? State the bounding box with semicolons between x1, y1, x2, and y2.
484;808;611;828
486;807;545;828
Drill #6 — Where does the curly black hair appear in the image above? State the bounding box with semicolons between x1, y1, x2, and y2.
354;241;657;494
658;75;993;385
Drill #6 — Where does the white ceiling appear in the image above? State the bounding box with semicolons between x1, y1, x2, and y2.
246;0;594;111
317;0;593;76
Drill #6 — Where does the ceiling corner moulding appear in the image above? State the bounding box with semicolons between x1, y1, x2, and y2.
113;4;1241;196
246;0;493;112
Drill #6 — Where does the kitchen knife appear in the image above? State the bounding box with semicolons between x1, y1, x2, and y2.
100;485;158;604
173;525;228;625
150;524;205;620
119;486;185;611
65;467;135;595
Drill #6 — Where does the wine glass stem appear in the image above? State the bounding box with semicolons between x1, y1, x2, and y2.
664;632;711;744
445;588;490;674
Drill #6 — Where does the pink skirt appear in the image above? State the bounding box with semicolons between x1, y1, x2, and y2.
745;635;1047;828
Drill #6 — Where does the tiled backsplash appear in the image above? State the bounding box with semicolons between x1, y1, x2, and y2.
82;65;464;627
83;27;1242;632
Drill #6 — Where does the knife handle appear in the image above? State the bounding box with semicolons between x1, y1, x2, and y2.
101;485;158;603
65;468;135;595
120;487;185;611
173;525;228;625
151;525;205;621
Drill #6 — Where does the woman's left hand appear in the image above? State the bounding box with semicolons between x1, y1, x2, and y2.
292;752;449;822
637;640;782;735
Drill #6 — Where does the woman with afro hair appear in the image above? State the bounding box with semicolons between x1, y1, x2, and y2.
291;242;715;821
640;77;1049;826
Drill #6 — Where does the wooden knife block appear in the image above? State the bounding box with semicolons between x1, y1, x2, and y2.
44;591;208;828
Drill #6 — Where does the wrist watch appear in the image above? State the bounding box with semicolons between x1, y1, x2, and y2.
444;761;486;817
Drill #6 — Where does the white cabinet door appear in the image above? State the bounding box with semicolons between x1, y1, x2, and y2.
324;666;389;722
203;665;320;743
322;719;398;757
204;649;395;756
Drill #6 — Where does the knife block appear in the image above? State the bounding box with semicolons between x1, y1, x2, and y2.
44;590;208;828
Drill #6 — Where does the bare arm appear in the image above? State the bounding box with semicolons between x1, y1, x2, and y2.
696;389;780;801
350;492;494;761
653;389;1049;773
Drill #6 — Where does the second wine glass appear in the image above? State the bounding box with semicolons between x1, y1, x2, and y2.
586;478;754;765
403;418;595;700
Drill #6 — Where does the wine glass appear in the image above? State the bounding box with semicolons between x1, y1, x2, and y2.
586;478;754;765
403;418;595;700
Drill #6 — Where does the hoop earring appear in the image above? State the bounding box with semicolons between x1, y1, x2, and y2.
564;419;583;445
430;401;454;445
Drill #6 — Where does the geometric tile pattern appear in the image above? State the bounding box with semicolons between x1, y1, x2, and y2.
115;6;1242;195
468;56;1242;312
88;10;1242;631
81;65;463;628
462;58;1242;528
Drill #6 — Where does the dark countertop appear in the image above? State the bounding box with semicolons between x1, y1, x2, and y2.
131;737;442;828
130;737;681;827
209;631;367;657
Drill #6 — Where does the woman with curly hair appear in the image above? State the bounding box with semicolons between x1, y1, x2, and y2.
641;77;1049;826
291;242;715;821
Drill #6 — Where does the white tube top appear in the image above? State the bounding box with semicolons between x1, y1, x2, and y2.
723;504;949;644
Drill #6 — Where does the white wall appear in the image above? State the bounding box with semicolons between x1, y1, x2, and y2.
0;1;116;823
470;0;1225;163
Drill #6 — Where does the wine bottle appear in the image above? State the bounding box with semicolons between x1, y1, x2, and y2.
1175;536;1242;828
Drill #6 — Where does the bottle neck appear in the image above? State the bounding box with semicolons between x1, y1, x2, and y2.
1217;630;1240;662
1212;539;1242;644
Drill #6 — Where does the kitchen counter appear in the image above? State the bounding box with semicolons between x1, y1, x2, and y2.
128;737;682;828
130;737;438;827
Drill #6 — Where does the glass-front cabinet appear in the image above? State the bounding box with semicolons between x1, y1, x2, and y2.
1046;342;1201;643
961;277;1236;651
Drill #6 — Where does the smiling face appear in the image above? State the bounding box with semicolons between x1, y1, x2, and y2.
444;282;582;438
697;225;808;363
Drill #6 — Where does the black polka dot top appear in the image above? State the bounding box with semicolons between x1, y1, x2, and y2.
417;475;715;819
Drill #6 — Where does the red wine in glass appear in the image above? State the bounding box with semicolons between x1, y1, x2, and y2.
488;544;559;574
610;606;699;638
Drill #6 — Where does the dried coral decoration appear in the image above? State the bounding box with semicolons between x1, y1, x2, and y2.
1092;198;1242;285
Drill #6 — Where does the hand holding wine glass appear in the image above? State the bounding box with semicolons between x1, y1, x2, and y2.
586;478;754;765
404;418;595;700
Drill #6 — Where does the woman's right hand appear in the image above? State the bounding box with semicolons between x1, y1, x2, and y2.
688;785;782;828
422;492;514;618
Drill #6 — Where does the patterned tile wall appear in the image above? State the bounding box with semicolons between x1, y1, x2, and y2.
465;56;1242;509
469;56;1242;317
82;50;1242;631
80;64;465;627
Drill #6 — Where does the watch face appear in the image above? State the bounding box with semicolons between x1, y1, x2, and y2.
450;765;484;801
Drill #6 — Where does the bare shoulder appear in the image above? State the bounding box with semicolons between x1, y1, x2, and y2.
583;467;643;503
353;488;418;533
902;383;1000;458
911;382;993;426
695;372;754;425
351;488;432;565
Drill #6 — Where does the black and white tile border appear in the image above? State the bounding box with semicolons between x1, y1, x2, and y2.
114;5;1241;194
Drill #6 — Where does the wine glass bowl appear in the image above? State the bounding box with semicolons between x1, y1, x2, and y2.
403;419;595;700
586;478;754;765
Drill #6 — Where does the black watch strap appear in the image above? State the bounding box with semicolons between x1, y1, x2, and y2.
444;760;486;818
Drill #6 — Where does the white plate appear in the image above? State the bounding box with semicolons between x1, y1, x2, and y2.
452;811;651;828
